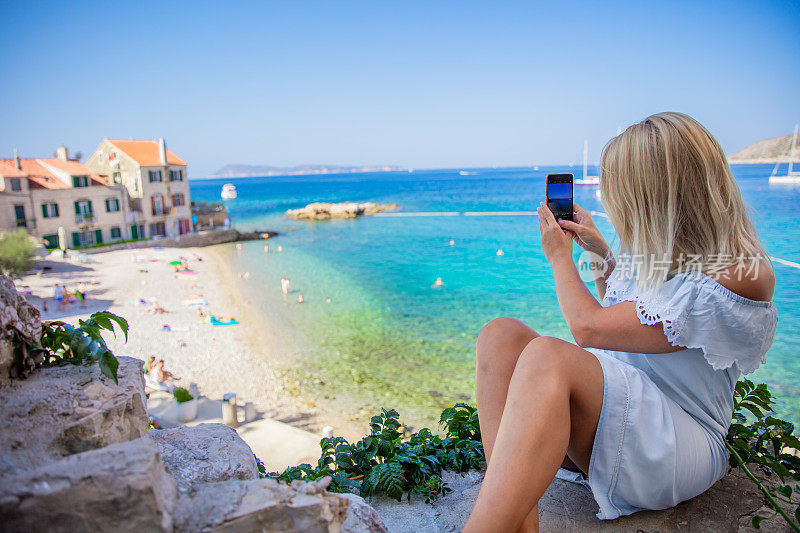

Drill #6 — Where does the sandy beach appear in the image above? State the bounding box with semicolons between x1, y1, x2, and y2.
15;244;367;442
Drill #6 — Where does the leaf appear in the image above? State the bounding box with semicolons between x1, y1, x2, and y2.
751;515;764;529
776;485;792;499
98;351;119;384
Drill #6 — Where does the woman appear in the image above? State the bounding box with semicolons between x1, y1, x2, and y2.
464;112;777;532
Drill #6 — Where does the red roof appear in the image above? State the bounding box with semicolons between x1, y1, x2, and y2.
0;158;108;189
107;139;186;166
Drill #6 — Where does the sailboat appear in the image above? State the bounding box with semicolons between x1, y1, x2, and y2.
575;139;600;186
769;124;800;184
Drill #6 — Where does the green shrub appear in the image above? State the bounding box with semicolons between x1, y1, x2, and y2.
173;387;194;403
0;229;35;276
267;403;483;503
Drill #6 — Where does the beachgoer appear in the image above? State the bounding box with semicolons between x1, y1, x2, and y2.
449;240;455;246
433;277;444;288
54;284;64;310
155;360;176;383
152;300;167;314
77;282;88;308
297;293;304;304
236;243;243;251
264;245;269;253
42;301;48;313
244;271;250;279
496;249;504;256
326;297;332;303
281;277;290;295
277;245;283;253
144;356;156;374
464;113;778;532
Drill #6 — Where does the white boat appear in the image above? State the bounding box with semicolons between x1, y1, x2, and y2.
221;183;237;199
575;139;600;186
769;124;800;184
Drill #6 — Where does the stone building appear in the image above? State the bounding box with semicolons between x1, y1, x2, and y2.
0;148;130;248
84;139;192;239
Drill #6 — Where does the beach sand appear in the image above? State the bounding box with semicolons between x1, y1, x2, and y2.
15;245;367;443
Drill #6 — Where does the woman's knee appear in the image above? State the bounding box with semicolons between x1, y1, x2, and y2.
511;336;572;385
476;317;537;370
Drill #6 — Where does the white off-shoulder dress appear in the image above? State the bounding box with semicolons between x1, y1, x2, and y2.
556;260;778;519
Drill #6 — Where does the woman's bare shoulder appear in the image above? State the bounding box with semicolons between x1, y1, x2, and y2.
707;259;775;302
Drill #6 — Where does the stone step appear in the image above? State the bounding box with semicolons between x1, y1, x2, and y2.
0;356;148;475
0;437;177;532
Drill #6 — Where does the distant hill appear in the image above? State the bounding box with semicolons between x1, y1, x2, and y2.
728;133;798;163
208;164;405;178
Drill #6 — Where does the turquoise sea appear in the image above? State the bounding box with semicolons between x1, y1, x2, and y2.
190;165;800;428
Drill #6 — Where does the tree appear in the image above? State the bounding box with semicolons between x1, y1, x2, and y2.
0;229;35;276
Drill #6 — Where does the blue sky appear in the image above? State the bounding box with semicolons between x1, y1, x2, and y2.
1;1;798;177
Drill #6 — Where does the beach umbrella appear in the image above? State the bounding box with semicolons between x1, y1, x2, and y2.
168;260;182;265
58;226;67;251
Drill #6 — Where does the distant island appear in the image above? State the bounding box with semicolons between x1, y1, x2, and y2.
728;133;798;164
209;164;406;178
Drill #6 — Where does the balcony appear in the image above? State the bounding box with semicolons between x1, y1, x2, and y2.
152;205;168;216
15;218;36;229
75;213;95;225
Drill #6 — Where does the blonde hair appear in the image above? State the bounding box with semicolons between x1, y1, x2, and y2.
600;112;767;289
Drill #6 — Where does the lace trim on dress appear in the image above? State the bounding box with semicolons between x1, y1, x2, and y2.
602;269;776;375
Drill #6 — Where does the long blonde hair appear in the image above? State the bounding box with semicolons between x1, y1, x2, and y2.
600;112;767;288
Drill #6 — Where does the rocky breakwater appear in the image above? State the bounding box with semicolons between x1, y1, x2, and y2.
286;202;398;220
0;275;385;533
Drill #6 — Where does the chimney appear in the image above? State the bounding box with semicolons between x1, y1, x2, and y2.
56;145;69;162
158;138;167;165
13;148;20;170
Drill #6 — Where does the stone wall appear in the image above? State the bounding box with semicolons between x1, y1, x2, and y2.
80;228;278;254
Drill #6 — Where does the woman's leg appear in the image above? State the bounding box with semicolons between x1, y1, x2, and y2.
464;336;604;533
475;317;539;463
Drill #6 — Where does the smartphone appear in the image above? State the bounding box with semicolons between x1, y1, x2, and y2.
546;173;574;222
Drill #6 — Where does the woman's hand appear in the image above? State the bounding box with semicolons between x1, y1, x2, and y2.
557;204;610;258
538;203;574;263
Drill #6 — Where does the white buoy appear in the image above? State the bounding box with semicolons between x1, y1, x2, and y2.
449;239;455;246
496;249;504;256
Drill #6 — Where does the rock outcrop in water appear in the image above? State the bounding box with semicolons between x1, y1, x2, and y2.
286;202;398;220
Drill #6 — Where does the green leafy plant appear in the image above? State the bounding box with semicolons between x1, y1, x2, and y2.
38;311;129;383
726;378;800;531
268;403;484;503
0;229;36;276
173;387;194;403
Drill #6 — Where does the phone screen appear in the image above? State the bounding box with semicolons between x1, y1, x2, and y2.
547;174;573;222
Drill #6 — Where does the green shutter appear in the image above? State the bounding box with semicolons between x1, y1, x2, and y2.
95;229;102;244
54;203;59;217
41;204;47;218
105;199;110;212
130;225;138;239
72;232;80;247
43;234;58;249
74;201;80;215
87;201;93;214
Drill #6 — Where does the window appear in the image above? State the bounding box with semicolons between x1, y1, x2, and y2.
169;169;184;181
72;176;89;187
74;200;93;223
151;195;165;216
149;221;166;237
172;193;185;207
130;224;144;240
71;230;100;247
112;172;122;184
41;202;60;218
14;205;26;227
110;227;122;240
105;198;120;212
148;170;163;182
10;178;22;191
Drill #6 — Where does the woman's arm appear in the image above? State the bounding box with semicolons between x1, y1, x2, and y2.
539;203;682;354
